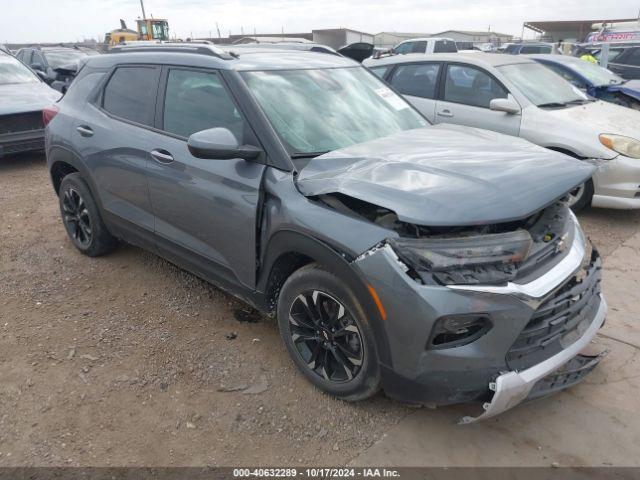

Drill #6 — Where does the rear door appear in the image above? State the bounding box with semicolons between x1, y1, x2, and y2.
145;66;266;289
78;65;160;246
387;62;442;122
434;63;521;136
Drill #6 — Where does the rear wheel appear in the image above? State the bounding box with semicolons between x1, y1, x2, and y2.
59;173;118;256
277;264;380;401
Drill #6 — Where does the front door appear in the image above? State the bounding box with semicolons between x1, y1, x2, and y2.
434;63;521;136
146;67;266;289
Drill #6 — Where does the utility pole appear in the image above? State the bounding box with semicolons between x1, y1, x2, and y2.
216;22;221;38
139;0;147;19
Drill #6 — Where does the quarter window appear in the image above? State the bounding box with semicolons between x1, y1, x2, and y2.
162;69;245;141
444;64;507;108
390;63;441;99
102;66;160;126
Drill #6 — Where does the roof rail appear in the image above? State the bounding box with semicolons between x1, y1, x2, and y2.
109;43;235;60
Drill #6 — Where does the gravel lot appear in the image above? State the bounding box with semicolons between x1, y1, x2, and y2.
1;152;639;466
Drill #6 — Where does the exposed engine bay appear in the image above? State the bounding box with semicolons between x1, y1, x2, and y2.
318;193;573;286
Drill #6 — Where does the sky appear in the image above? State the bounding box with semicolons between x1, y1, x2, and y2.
1;0;639;44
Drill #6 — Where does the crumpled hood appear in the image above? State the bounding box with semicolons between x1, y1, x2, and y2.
543;100;640;140
606;80;640;102
296;125;595;226
0;82;61;116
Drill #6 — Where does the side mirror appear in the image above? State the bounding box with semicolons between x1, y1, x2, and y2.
489;96;521;115
187;127;262;160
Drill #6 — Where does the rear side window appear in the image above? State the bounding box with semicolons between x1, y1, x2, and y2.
162;68;245;141
390;63;441;99
102;66;160;126
444;64;507;108
433;40;457;53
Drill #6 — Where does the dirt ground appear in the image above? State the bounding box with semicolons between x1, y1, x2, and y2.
1;152;640;467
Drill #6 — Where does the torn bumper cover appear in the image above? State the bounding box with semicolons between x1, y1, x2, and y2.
459;296;607;424
350;214;606;422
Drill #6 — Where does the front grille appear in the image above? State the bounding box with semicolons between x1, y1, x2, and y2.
0;112;44;135
506;248;602;371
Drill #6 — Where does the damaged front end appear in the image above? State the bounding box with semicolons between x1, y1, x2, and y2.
314;191;607;421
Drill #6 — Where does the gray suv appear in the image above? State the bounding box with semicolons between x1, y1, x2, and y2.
45;44;606;422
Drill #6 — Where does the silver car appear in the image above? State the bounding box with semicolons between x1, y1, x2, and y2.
365;52;640;210
0;51;60;158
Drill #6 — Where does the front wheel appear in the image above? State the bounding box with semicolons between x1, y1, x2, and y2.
277;264;381;401
567;179;594;212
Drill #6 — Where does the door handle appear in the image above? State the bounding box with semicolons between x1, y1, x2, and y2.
437;110;454;118
150;149;174;164
76;125;94;137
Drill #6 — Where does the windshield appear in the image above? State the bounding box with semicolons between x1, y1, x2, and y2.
0;56;39;85
498;62;589;107
242;67;427;155
45;51;87;69
566;60;624;86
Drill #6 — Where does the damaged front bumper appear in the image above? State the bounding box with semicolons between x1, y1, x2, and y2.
459;295;607;424
351;215;607;422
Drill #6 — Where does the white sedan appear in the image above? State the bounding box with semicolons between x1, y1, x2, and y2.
364;52;640;210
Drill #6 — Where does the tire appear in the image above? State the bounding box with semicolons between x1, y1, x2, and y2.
58;173;118;257
277;264;381;401
567;179;594;212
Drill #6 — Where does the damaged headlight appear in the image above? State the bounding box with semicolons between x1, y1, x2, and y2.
389;230;533;285
599;134;640;159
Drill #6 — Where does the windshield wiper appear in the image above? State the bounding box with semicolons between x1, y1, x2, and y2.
537;102;568;108
290;151;329;159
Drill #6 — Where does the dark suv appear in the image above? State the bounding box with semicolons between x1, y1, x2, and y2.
44;44;606;422
606;45;640;80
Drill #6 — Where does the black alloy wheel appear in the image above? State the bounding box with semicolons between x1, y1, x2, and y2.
61;187;92;249
288;290;364;382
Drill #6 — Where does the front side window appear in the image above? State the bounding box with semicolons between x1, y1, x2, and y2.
103;66;160;126
0;55;40;85
411;41;427;53
444;64;507;108
369;66;389;79
163;69;244;140
394;42;411;55
242;67;427;155
390;63;441;99
498;62;589;107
